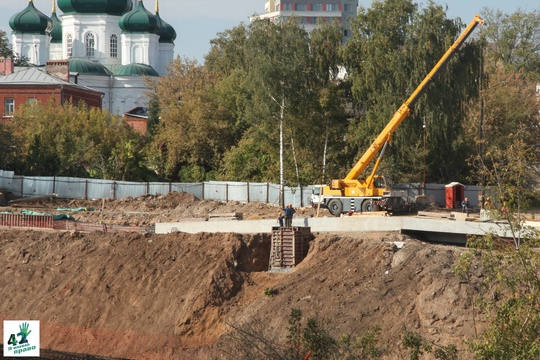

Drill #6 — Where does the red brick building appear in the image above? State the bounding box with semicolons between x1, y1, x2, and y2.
0;61;103;121
122;107;149;134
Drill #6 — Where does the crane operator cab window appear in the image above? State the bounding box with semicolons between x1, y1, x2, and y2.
373;176;386;189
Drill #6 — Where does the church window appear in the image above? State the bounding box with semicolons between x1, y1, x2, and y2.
110;34;118;58
67;34;73;57
85;33;95;58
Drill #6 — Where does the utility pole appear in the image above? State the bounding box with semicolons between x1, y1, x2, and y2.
423;116;427;195
479;46;485;208
279;96;285;208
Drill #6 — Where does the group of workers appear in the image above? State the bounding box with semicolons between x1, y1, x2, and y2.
278;204;296;227
462;196;509;218
483;196;509;217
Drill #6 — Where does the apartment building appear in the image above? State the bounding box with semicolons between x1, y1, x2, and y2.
258;1;358;41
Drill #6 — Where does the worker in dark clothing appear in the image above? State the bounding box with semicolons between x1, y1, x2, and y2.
461;198;470;217
277;211;284;227
283;204;295;227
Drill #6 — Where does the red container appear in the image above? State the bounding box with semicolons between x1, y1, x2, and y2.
445;182;464;209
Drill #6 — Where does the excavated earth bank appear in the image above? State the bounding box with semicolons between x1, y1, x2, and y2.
1;230;486;359
0;193;486;359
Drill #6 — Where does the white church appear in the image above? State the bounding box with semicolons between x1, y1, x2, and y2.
8;0;176;114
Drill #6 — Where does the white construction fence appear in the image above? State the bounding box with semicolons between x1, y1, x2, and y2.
0;170;482;208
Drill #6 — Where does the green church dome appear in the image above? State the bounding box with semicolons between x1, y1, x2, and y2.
58;0;132;16
69;58;112;76
119;0;160;34
9;0;52;35
113;63;159;76
50;12;62;43
156;12;176;43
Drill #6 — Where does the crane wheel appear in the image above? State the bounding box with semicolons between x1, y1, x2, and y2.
327;199;343;217
362;200;373;212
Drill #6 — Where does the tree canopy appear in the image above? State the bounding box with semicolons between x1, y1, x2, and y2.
479;8;540;78
342;0;482;183
146;58;241;181
150;18;348;184
5;100;148;180
1;2;538;194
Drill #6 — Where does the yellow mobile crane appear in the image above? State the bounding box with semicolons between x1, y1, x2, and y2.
317;15;484;216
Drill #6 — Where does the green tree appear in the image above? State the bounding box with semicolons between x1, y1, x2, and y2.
206;25;249;76
0;30;13;59
146;94;160;137
456;8;540;349
465;67;539;217
147;58;239;181
402;330;458;360
293;21;350;185
479;8;540;77
239;18;314;187
210;19;348;185
9;100;147;180
221;308;383;359
0;122;20;170
342;0;482;183
13;54;30;67
465;9;540;213
455;227;540;359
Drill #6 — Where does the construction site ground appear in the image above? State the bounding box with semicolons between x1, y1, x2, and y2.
0;192;527;359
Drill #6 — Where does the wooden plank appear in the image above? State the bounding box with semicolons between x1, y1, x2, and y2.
417;211;452;219
208;212;243;219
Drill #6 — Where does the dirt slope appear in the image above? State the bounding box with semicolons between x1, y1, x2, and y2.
0;230;275;358
0;193;485;359
0;231;484;359
234;232;482;357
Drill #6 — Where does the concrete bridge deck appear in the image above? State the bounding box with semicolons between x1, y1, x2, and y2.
155;214;540;245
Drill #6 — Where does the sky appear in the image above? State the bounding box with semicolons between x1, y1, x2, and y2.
0;0;539;63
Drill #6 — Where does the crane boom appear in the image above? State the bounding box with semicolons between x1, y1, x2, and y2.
315;15;484;216
341;15;484;183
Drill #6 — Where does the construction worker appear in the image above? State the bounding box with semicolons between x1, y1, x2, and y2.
500;202;509;218
461;198;470;217
483;197;493;209
283;204;295;227
277;211;284;227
